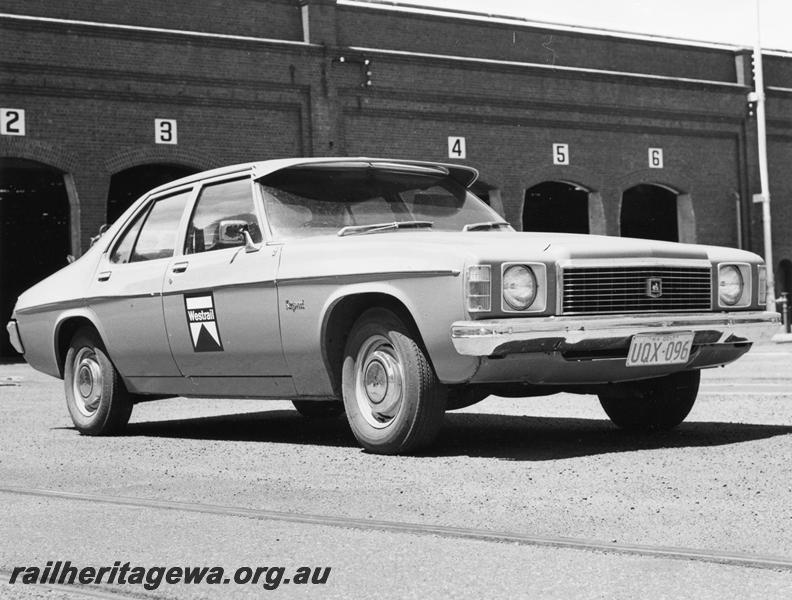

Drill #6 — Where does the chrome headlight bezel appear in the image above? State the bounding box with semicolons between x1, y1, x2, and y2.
717;263;751;308
501;262;547;313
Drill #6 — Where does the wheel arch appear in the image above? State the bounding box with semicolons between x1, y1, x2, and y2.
320;291;427;398
54;311;107;378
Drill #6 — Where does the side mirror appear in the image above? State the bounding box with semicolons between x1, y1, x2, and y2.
219;220;260;253
89;224;109;248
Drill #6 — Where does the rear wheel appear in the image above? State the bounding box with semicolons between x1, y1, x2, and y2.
341;308;446;454
598;370;700;431
64;328;133;435
292;400;344;418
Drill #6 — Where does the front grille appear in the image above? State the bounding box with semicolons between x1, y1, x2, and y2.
562;266;712;314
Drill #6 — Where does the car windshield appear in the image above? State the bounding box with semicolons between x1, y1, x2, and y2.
257;165;507;239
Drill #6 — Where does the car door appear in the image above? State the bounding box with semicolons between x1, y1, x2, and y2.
162;174;288;379
87;186;193;377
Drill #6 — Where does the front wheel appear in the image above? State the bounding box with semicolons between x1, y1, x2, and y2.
341;308;446;454
64;328;133;435
598;370;700;431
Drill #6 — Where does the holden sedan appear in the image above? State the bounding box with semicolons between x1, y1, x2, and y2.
5;158;780;454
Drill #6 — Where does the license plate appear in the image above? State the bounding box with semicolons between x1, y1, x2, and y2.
626;332;694;367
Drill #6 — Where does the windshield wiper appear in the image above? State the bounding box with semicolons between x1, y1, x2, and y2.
463;221;512;232
338;220;433;237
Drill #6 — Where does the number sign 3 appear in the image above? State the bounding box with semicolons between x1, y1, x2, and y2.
155;119;178;145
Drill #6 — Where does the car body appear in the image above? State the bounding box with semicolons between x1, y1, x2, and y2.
5;157;781;454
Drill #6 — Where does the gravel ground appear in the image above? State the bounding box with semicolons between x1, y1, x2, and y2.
1;342;791;598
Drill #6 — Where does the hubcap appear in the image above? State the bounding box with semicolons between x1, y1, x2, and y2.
72;347;103;417
354;335;404;428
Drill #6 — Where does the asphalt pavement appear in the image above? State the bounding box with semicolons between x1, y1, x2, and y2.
1;342;791;599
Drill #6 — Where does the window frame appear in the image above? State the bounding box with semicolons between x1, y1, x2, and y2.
181;172;268;256
106;184;197;265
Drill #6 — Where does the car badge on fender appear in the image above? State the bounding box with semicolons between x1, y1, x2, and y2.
646;277;663;298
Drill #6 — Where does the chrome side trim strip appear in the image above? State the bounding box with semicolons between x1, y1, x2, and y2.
277;269;461;285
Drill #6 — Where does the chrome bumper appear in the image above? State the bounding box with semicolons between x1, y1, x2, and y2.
450;311;781;357
5;320;24;354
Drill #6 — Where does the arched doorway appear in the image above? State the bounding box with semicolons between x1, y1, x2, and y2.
1;158;71;357
106;163;198;225
620;184;679;242
779;259;792;295
523;181;590;233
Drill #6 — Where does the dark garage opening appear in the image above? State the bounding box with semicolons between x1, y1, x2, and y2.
106;164;198;225
0;158;71;358
522;181;589;233
621;184;678;241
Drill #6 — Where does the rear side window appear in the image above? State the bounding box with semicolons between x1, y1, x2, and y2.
184;177;262;254
110;189;191;264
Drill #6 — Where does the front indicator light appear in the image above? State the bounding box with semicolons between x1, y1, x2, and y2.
466;265;491;312
758;265;767;305
719;264;744;306
502;265;537;310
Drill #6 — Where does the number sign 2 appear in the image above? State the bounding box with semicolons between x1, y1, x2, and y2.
1;108;26;136
448;136;466;159
649;148;663;169
155;119;178;145
552;143;569;165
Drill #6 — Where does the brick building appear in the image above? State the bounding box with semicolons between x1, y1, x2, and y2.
2;0;792;355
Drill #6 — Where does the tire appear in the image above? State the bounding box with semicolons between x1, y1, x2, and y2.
64;328;133;435
446;387;489;411
292;400;344;418
341;308;446;454
598;369;701;431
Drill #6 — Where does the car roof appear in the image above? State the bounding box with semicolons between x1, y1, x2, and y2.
145;157;479;196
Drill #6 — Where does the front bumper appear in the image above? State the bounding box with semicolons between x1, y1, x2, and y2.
451;311;780;357
5;320;24;354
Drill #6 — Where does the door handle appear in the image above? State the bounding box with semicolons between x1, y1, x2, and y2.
97;271;111;282
171;262;189;274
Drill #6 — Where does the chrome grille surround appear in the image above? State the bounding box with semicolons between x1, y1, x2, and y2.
560;259;713;315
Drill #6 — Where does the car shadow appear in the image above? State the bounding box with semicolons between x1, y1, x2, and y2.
113;410;792;461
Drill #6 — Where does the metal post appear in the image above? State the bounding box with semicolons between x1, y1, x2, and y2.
752;0;777;310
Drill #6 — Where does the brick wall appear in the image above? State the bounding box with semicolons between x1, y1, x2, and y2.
1;0;792;271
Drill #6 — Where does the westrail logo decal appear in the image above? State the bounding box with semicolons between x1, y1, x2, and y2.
184;293;223;352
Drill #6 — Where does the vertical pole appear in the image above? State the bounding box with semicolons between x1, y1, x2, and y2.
753;0;776;310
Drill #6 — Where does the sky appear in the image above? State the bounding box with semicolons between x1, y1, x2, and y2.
392;0;792;52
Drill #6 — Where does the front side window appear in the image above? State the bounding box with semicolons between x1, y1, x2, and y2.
184;178;262;254
258;165;503;239
109;189;191;264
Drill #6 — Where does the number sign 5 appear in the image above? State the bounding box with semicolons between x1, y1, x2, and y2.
155;119;178;145
552;143;569;165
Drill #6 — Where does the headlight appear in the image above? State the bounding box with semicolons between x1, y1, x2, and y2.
718;264;744;306
502;265;537;310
